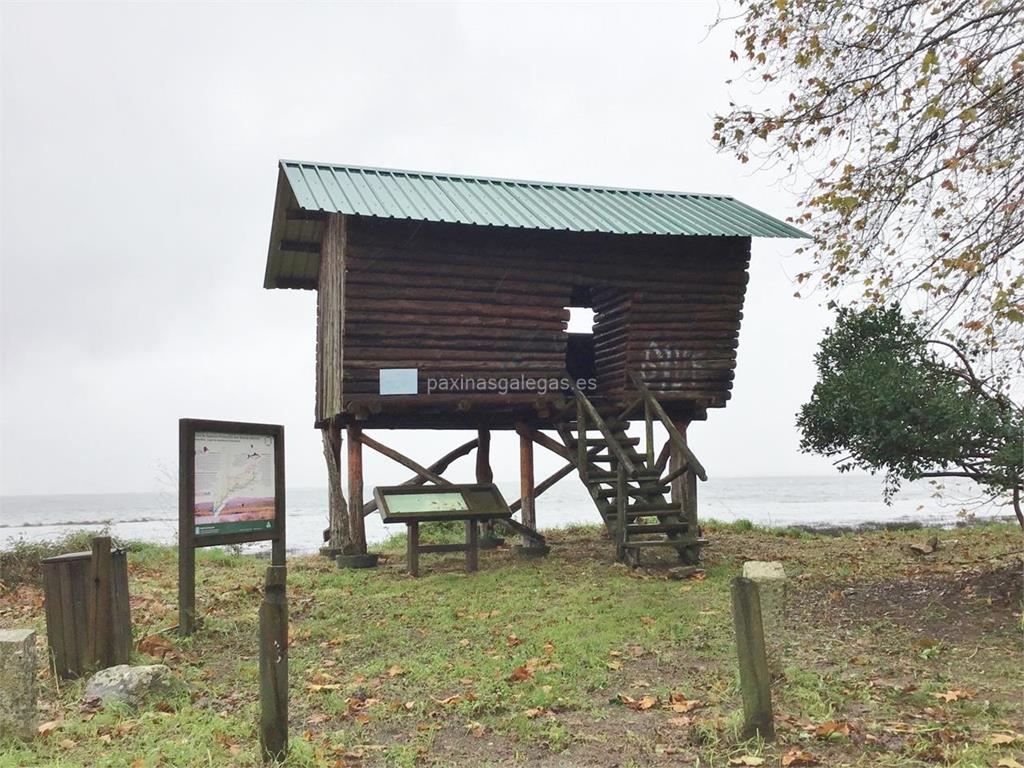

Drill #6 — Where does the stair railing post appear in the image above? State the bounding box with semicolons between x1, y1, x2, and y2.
615;461;627;562
644;398;654;468
576;398;587;473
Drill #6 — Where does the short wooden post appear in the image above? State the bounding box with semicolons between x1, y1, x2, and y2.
518;426;535;543
731;577;775;741
87;537;112;669
259;566;288;763
465;519;479;572
406;522;419;577
347;425;367;554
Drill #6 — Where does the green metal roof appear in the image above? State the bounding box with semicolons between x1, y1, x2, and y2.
265;161;807;288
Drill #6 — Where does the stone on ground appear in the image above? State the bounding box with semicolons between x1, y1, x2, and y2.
83;664;175;708
0;628;38;740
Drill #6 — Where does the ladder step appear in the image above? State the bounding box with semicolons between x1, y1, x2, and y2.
566;420;629;431
622;539;698;549
627;501;681;513
567;437;640;447
594;485;671;499
599;506;682;519
625;522;691;534
622;509;684;519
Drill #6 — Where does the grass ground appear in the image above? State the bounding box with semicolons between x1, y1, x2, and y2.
0;521;1021;767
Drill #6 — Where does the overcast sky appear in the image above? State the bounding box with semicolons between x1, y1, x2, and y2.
0;2;837;497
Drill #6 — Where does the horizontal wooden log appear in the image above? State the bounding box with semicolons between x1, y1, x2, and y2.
345;270;572;297
345;298;571;321
345;243;751;282
345;312;567;330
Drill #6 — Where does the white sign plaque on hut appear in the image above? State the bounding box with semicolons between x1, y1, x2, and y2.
379;368;418;395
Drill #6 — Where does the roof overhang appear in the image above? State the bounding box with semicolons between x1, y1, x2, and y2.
264;160;809;290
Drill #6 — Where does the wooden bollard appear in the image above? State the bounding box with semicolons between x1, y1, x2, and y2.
259;566;288;762
731;577;775;741
87;536;113;669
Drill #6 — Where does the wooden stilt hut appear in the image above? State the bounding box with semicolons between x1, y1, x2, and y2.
263;162;804;565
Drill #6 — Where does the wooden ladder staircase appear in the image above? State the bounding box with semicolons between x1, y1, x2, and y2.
555;375;708;566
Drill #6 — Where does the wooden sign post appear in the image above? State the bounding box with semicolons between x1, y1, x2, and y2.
259;565;288;762
731;576;776;741
178;419;286;636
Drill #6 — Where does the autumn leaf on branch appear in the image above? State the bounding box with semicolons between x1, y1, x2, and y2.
714;0;1024;374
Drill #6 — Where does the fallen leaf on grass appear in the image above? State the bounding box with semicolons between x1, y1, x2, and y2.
666;716;693;727
617;694;657;711
506;634;522;647
37;720;60;737
386;665;407;677
466;721;486;737
989;733;1021;745
523;707;550;719
781;750;819;766
507;665;533;683
58;739;76;750
814;720;851;738
997;759;1024;768
605;660;623;670
307;683;342;692
432;694;469;706
729;756;764;766
933;689;974;703
138;633;173;659
907;537;940;555
666;692;704;713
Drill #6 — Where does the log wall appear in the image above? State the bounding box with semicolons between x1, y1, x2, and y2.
315;215;750;425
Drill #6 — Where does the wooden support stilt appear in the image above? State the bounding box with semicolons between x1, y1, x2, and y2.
676;420;698;529
322;424;352;554
476;429;500;545
347;425;367;554
518;425;536;545
475;429;493;484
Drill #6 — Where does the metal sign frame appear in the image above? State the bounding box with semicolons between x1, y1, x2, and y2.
374;483;512;524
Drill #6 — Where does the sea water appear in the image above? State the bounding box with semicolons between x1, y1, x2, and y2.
0;475;1007;554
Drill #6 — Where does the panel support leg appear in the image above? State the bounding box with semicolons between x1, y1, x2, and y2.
406;522;419;577
465;519;479;572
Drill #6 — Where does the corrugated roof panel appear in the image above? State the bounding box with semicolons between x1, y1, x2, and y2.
265;161;807;287
275;160;806;238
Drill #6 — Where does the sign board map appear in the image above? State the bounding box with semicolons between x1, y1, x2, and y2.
194;431;277;536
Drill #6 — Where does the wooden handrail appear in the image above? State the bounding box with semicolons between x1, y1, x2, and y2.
570;383;637;476
629;373;708;481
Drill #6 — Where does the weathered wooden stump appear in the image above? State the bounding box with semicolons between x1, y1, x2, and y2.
41;543;131;679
